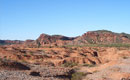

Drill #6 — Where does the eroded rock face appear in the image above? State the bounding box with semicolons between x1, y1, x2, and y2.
34;33;75;47
0;46;103;67
27;30;130;47
1;30;130;47
0;45;130;67
71;30;130;45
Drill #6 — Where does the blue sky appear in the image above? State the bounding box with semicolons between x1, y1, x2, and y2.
0;0;130;40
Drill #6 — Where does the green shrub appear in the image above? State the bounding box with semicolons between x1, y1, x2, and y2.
65;43;130;48
83;64;96;67
71;72;86;80
61;62;78;67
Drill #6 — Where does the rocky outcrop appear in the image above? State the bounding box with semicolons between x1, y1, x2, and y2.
33;30;130;47
35;33;75;47
1;30;130;47
71;30;130;45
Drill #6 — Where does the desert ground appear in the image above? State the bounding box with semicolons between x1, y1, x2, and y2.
0;45;130;80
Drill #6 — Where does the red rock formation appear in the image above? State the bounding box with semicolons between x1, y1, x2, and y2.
35;33;75;47
71;30;130;45
1;30;130;47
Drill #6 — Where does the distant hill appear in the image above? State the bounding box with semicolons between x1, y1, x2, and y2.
71;30;130;45
34;33;75;47
1;30;130;46
0;40;23;45
33;30;130;47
